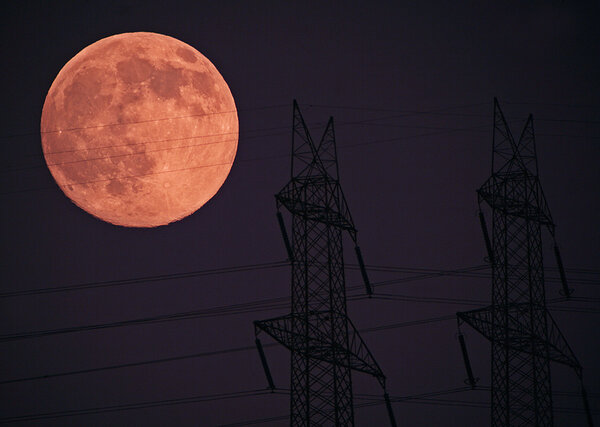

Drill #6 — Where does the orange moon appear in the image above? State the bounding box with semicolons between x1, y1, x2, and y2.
40;32;238;227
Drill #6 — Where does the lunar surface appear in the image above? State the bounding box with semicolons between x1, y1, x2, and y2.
40;32;238;227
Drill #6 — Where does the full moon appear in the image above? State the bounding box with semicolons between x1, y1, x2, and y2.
41;32;238;227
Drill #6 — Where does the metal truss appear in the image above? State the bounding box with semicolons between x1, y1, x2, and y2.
457;99;592;426
254;101;391;426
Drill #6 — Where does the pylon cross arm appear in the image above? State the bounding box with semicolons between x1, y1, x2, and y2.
276;178;357;234
254;313;386;384
458;306;581;370
477;176;554;226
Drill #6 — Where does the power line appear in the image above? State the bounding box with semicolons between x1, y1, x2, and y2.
0;101;487;142
386;397;598;415
0;261;481;299
307;103;600;125
0;101;489;161
5;258;595;300
362;265;600;290
339;121;599;140
0;386;478;425
0;159;237;196
0;295;292;343
362;262;600;275
1;118;483;175
0;126;291;174
466;385;600;399
2;116;596;195
333;114;598;139
36;118;300;158
2;100;596;192
217;413;289;427
0;263;597;345
42;137;237;166
3;302;597;385
0;261;488;299
359;314;456;332
2;378;594;425
0;344;259;385
0;314;457;384
0;104;289;141
502;101;600;109
217;385;600;427
1;100;595;164
370;293;600;308
0;388;285;424
0;260;288;298
216;387;474;427
3;280;596;344
369;294;486;307
2;118;595;177
0;261;489;299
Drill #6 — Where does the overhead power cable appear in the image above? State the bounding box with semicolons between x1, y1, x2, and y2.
0;127;291;175
0;261;483;299
0;260;288;298
4;99;597;144
1;121;489;179
0;344;261;385
356;264;600;292
1;264;597;343
0;104;289;141
217;385;599;427
3;117;594;177
502;101;600;109
0;101;489;143
0;314;457;384
2;291;596;344
3;379;594;425
0;294;293;343
217;386;474;427
0;385;480;425
359;262;600;277
2;112;596;195
4;101;597;195
0;388;286;424
385;397;598;415
3;303;598;385
307;102;600;124
4;260;597;300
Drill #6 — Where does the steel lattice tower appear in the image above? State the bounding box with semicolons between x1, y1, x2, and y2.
457;99;593;427
254;101;395;427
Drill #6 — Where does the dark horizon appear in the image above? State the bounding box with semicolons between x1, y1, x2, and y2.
1;2;599;426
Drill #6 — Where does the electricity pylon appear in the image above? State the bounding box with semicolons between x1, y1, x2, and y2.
457;98;593;426
254;101;396;426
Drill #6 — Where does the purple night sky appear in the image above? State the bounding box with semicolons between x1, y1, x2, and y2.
1;2;599;426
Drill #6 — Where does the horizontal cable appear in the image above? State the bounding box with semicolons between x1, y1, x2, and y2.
3;113;597;194
0;388;286;424
1;266;598;342
218;384;600;426
3;303;597;385
0;314;456;384
3;260;596;300
307;102;600;124
0;260;288;298
217;386;473;427
0;296;291;342
0;104;289;141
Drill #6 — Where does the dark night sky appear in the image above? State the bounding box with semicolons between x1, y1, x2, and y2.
1;1;599;426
